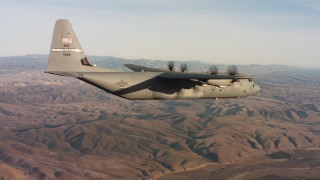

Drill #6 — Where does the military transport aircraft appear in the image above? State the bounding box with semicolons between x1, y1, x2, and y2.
45;19;260;100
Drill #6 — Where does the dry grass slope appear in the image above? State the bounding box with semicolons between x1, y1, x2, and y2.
0;55;319;179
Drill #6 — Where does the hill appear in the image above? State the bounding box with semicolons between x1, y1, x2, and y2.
0;55;319;179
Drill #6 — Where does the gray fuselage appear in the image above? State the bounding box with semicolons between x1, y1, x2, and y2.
79;72;260;100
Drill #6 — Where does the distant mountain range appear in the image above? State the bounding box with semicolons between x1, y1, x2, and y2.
0;54;311;72
0;55;319;179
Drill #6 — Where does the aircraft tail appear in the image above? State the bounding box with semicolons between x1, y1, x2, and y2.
46;19;114;75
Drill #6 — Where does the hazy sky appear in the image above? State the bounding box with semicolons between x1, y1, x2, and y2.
1;0;320;68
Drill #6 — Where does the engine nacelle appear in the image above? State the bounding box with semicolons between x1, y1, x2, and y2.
207;79;232;86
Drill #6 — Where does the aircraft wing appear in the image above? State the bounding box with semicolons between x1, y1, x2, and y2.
157;72;251;80
124;64;252;80
124;64;168;72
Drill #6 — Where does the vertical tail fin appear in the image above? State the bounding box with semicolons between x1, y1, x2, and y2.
46;19;92;72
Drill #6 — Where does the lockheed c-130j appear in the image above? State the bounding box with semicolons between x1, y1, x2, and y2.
45;19;260;100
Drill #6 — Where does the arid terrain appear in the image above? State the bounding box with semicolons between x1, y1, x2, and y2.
0;55;319;179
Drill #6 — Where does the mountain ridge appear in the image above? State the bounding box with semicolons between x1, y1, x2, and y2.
0;55;319;179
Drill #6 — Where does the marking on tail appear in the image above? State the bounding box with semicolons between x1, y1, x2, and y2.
51;48;82;52
62;37;72;44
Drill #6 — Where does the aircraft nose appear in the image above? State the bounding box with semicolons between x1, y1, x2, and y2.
254;84;261;93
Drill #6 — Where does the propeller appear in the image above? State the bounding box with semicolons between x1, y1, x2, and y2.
168;61;174;71
227;65;238;76
180;63;188;72
208;65;218;75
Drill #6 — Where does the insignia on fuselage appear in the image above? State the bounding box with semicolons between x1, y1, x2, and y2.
116;80;128;88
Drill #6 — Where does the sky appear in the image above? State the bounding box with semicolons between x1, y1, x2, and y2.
1;0;320;68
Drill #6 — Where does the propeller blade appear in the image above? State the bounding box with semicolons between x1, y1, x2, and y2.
180;63;188;72
168;61;174;71
208;65;218;75
227;65;238;76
